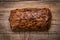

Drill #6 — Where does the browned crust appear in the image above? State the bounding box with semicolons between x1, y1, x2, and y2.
9;8;52;32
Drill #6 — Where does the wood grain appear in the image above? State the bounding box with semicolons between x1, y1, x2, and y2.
0;1;60;40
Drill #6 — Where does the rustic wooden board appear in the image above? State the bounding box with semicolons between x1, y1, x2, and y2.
0;1;60;40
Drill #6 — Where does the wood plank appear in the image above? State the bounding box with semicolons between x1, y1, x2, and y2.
0;1;60;40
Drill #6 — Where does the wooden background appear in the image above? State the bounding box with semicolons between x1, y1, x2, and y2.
0;1;60;40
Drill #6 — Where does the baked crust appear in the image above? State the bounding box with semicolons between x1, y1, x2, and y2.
9;8;52;32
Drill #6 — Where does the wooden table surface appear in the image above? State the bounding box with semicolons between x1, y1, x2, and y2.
0;1;60;40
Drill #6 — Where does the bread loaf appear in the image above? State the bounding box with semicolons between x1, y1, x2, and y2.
9;8;52;32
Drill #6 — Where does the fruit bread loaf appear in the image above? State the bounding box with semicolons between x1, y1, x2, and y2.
9;8;52;32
